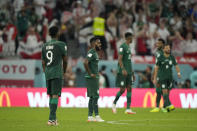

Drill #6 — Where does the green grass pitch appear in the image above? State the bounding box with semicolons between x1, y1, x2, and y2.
0;108;197;131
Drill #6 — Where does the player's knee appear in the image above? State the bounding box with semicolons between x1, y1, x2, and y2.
120;88;125;94
52;95;58;98
126;87;131;92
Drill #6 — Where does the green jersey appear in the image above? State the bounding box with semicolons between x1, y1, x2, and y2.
156;54;177;81
155;48;163;62
42;39;67;80
85;49;99;78
117;43;132;74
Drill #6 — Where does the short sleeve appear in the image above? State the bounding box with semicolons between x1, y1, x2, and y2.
86;52;94;61
119;45;124;55
156;57;161;66
172;56;177;65
41;47;45;60
59;42;67;56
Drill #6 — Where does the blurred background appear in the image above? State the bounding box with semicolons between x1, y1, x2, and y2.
0;0;197;89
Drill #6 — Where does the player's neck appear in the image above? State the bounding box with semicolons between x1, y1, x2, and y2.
51;37;58;40
164;53;170;57
125;41;130;45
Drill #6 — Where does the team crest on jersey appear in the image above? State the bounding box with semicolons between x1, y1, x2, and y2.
120;48;123;52
88;53;92;57
121;81;124;86
169;60;172;65
157;53;160;58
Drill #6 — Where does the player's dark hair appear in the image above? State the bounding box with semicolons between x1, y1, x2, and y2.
90;36;98;45
164;43;171;48
158;38;165;44
49;26;59;38
125;32;133;39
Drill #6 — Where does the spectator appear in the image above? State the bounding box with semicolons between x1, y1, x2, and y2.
190;67;197;88
3;21;17;56
64;66;76;87
138;66;154;88
169;31;184;56
33;0;46;19
169;13;183;31
182;32;197;57
28;7;39;26
78;25;92;58
99;65;110;88
17;26;42;59
136;23;149;55
157;20;170;41
75;68;86;87
182;79;191;88
16;7;29;38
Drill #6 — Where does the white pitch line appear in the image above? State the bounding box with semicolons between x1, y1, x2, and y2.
106;119;197;128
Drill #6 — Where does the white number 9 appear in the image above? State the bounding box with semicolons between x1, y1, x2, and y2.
46;51;53;66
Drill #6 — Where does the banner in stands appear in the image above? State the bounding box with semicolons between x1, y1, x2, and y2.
0;60;35;87
0;88;196;108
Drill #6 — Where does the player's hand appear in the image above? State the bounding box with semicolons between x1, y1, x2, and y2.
122;69;127;77
91;74;96;78
132;74;136;82
153;78;157;85
177;73;181;78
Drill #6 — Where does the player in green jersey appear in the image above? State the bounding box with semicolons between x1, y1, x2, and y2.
150;38;165;112
42;26;68;125
153;44;181;112
84;36;104;122
112;32;136;114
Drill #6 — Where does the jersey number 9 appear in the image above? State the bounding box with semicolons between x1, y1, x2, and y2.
46;51;53;66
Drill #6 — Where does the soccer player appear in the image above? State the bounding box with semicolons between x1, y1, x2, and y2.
84;37;104;122
150;38;165;112
112;32;136;114
42;26;68;125
153;44;181;112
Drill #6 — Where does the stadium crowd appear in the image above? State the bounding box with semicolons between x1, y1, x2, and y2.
0;0;197;88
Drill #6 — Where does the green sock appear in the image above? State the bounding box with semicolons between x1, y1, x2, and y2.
168;94;171;105
49;97;52;107
88;97;93;116
156;92;162;107
126;92;131;109
113;91;123;104
92;97;99;116
163;94;169;108
49;97;52;120
49;98;58;120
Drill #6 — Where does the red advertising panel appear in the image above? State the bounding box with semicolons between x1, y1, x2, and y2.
0;88;197;108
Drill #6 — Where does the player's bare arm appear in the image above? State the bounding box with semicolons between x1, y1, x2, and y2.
132;71;135;82
84;58;96;78
63;55;68;74
153;65;159;85
42;60;46;72
118;54;127;76
175;65;181;78
152;66;156;81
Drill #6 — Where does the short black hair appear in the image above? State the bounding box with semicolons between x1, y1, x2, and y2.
125;32;133;39
49;26;59;38
164;43;171;48
158;38;165;44
90;36;98;45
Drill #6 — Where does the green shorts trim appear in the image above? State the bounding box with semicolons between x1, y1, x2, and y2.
86;78;99;98
116;74;132;87
46;78;63;96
